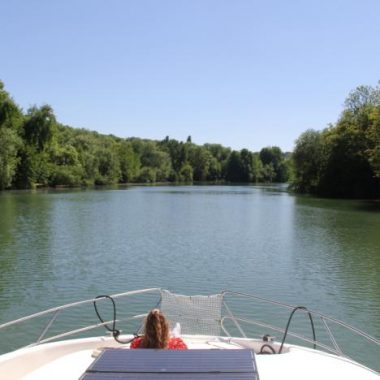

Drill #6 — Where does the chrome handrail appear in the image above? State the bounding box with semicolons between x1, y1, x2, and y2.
37;310;60;344
31;314;149;347
221;290;380;346
0;287;378;366
321;316;343;356
0;288;161;331
221;315;343;356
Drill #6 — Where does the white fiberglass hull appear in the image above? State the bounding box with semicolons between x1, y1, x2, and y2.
0;335;378;380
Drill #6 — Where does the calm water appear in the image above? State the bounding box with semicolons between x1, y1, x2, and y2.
0;185;379;368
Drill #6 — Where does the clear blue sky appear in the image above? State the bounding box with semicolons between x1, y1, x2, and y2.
1;0;379;152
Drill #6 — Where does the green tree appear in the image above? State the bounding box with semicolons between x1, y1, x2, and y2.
23;105;56;152
137;167;156;183
292;129;324;193
49;144;83;186
320;112;378;198
95;148;121;185
240;149;254;182
0;82;23;131
188;145;213;181
14;105;58;187
159;138;188;176
366;105;380;177
140;141;171;181
179;163;193;182
293;82;380;198
0;81;23;189
251;153;264;182
207;156;222;180
344;82;380;113
117;140;140;182
262;163;276;182
70;131;99;185
225;151;243;182
0;128;22;189
259;146;288;182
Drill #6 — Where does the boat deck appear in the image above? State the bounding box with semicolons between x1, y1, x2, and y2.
6;337;376;380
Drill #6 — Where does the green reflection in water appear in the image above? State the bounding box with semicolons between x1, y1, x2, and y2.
0;186;379;370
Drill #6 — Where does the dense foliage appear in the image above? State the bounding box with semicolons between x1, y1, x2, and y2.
4;80;378;198
0;81;290;190
292;82;380;198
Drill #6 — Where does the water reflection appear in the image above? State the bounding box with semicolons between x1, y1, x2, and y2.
0;186;379;368
0;192;54;320
293;196;380;331
0;194;18;296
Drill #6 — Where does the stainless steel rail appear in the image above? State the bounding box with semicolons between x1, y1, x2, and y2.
221;315;344;356
221;290;380;346
0;288;161;331
0;287;378;366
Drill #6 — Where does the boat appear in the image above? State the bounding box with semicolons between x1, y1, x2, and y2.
0;288;379;379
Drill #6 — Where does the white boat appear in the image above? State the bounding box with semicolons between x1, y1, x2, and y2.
0;288;379;379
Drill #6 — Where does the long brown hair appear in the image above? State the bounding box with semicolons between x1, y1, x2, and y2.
141;309;170;348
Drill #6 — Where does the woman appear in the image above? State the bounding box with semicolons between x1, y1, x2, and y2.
130;309;187;349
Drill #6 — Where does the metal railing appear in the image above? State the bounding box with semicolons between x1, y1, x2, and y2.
0;288;162;348
221;290;380;347
220;290;379;372
0;288;378;372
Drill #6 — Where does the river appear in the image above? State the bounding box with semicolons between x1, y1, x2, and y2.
0;185;379;369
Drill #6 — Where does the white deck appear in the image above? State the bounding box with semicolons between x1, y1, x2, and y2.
0;335;378;380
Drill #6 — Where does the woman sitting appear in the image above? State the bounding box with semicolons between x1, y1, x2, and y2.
130;309;187;349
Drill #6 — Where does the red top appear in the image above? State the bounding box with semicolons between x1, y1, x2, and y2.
130;336;188;350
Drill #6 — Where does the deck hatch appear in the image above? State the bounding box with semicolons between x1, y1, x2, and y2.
80;348;259;380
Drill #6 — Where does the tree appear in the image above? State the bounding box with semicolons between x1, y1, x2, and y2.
159;138;188;175
95;148;121;185
23;105;56;152
240;149;254;182
137;167;156;183
0;81;23;189
366;105;380;177
292;129;324;193
262;163;276;182
225;151;243;182
0;128;21;189
0;81;23;131
179;163;193;182
251;153;264;182
117;140;140;182
259;146;288;182
320;112;378;198
49;144;84;186
13;105;58;188
293;82;380;198
207;157;222;180
344;82;380;113
188;145;213;181
140;141;172;181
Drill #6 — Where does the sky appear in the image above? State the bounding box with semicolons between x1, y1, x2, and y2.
1;0;379;152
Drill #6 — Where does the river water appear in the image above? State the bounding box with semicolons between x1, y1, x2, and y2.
0;185;379;369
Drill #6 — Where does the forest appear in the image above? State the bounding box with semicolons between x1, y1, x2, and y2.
292;82;380;198
1;80;380;198
0;80;290;190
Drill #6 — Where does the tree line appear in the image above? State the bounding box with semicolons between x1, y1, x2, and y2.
292;82;380;198
0;80;290;190
2;80;379;198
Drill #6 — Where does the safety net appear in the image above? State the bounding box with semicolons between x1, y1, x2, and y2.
159;290;223;336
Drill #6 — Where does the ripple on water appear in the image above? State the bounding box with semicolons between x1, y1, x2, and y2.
0;186;379;368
